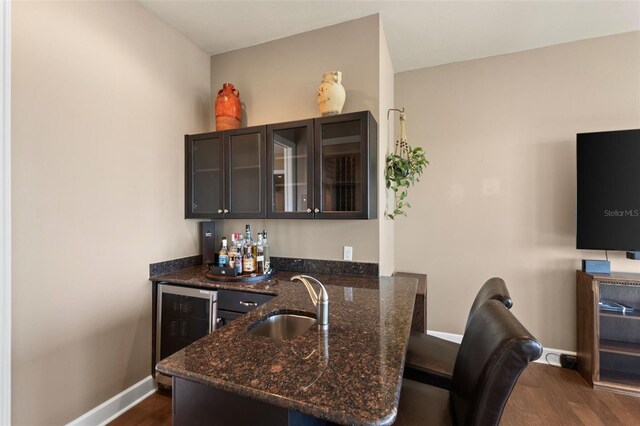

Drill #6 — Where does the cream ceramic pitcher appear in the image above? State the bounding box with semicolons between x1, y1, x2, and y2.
316;71;346;116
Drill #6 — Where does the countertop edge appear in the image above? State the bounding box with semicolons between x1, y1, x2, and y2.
155;365;400;426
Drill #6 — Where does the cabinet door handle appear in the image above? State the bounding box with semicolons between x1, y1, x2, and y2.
223;209;229;214
306;208;312;213
239;301;258;307
314;208;320;213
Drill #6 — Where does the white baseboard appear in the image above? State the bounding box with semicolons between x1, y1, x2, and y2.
67;376;156;426
537;347;576;368
427;330;575;368
427;330;463;344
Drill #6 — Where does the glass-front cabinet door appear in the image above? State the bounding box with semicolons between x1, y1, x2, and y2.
266;120;314;219
225;126;267;219
185;132;225;219
314;111;377;219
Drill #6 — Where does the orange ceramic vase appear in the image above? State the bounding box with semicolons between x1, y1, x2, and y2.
215;83;242;130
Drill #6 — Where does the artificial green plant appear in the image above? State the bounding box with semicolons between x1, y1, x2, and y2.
385;112;428;219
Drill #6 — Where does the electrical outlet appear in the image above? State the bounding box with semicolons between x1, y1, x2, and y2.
343;246;353;261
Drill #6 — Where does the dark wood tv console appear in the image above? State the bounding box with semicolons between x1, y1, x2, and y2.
576;270;640;396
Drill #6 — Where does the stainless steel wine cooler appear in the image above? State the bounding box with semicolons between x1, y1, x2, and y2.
155;283;217;387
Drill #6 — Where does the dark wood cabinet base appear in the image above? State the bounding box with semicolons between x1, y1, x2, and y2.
394;271;427;333
173;377;337;426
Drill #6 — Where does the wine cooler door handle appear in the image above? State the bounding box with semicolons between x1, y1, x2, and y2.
209;298;218;332
239;301;258;307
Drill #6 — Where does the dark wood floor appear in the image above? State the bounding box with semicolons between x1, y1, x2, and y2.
501;364;640;425
109;363;640;425
109;391;171;426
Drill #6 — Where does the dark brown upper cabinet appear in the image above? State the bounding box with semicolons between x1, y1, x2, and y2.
185;126;266;219
187;111;376;220
266;111;377;219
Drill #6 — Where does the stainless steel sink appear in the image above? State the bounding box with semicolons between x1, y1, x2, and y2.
248;313;316;340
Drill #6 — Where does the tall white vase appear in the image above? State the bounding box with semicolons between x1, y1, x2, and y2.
316;71;346;116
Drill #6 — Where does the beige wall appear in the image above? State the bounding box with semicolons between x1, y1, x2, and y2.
210;16;382;264
395;32;640;350
12;2;210;424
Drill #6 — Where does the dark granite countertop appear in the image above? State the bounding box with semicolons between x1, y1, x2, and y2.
153;267;418;426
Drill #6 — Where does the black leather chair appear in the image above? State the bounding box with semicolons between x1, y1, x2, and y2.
404;277;513;389
394;299;543;426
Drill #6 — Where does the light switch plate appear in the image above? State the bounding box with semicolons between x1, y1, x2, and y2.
343;246;353;261
344;287;354;301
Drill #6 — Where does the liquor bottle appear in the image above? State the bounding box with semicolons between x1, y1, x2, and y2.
235;233;244;274
252;233;258;272
262;230;271;273
228;234;237;269
236;234;244;256
256;233;265;274
243;225;253;250
242;243;256;274
218;237;228;267
235;253;243;274
243;225;255;273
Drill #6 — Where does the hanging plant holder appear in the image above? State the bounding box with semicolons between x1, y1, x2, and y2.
385;109;429;219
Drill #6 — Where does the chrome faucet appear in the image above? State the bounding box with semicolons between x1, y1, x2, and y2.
290;275;329;330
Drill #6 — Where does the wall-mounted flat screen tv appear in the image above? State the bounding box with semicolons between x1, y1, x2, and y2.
577;129;640;251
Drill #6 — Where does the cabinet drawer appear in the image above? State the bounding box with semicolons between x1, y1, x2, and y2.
217;290;274;313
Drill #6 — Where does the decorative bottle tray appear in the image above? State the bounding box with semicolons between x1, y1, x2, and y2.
204;265;273;283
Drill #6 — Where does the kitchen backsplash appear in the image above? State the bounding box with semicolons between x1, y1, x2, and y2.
150;255;378;277
150;255;202;277
270;257;378;277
